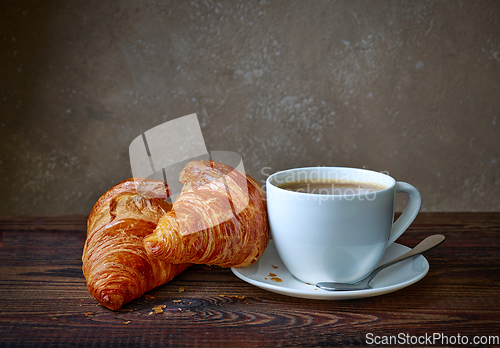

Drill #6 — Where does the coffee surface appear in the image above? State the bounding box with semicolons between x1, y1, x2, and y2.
278;180;387;195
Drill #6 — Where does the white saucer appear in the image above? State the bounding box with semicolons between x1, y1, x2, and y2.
231;240;429;300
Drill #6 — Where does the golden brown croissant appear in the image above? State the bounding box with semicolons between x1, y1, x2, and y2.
143;160;269;268
82;178;189;310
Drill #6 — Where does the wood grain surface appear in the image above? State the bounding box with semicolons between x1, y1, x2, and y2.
0;213;499;347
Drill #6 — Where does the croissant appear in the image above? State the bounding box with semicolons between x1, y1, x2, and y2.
143;160;269;267
82;178;189;310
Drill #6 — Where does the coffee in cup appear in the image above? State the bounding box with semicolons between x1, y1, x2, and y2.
278;180;387;196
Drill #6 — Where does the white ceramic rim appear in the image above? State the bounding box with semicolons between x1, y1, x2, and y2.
231;240;429;300
266;166;396;197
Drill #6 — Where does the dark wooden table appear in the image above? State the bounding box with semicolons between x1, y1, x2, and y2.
0;213;499;347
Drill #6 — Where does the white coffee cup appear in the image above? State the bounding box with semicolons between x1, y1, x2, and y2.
266;167;421;284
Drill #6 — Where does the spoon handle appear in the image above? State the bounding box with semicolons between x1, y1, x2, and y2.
366;234;446;283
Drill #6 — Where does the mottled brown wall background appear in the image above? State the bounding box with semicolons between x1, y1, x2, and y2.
1;0;499;215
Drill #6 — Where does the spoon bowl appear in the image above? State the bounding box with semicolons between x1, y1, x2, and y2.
316;234;445;291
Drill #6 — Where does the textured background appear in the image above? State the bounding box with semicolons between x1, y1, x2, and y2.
0;0;499;215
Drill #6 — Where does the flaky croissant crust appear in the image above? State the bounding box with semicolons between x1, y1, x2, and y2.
143;160;270;268
82;178;189;310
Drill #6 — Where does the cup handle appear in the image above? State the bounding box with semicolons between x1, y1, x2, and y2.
387;182;422;246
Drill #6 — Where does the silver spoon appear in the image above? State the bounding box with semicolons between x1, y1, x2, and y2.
316;234;445;291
